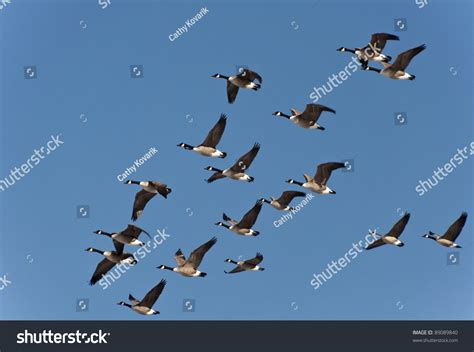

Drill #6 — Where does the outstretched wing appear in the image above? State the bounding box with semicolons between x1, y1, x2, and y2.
386;213;411;238
123;224;151;239
128;294;140;306
223;213;238;226
89;259;116;286
276;191;306;206
200;113;227;148
240;69;262;83
230;143;260;172
227;81;239;104
113;240;125;254
174;249;186;266
442;212;467;242
225;266;246;274
369;33;399;51
244;252;264;266
139;279;167;308
187;237;217;268
131;190;156;221
314;162;345;185
301;104;336;122
390;44;426;71
206;171;225;183
238;200;263;229
365;238;386;250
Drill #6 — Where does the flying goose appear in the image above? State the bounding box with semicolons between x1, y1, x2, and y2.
94;224;151;247
364;44;426;80
286;162;346;194
260;191;306;211
86;242;137;286
124;180;172;221
158;237;217;277
337;33;400;66
205;143;260;183
212;68;262;104
273;104;336;130
117;279;166;315
224;253;265;274
422;212;467;248
215;200;263;236
178;113;228;158
365;213;411;250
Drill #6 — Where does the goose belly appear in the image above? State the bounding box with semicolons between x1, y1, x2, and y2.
383;236;401;245
437;239;454;247
133;306;154;315
194;146;217;156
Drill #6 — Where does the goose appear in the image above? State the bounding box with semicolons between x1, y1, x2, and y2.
224;253;265;274
157;237;217;277
273;104;336;130
94;224;151;247
422;212;467;248
205;143;260;183
286;162;346;194
177;113;227;158
363;44;426;80
212;68;262;104
260;190;306;211
337;33;400;66
215;200;263;236
124;180;171;221
86;242;137;286
117;279;166;315
365;213;411;250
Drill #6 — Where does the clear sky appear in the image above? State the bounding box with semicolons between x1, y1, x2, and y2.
0;0;472;320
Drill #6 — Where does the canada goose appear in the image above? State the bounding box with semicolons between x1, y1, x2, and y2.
205;143;260;183
365;213;411;250
212;68;262;104
224;253;264;274
178;113;227;158
260;191;306;211
157;237;217;277
337;33;399;66
364;44;426;80
215;200;263;236
86;242;137;286
422;212;467;248
94;224;151;247
124;180;171;221
273;104;336;130
117;279;166;315
286;162;345;194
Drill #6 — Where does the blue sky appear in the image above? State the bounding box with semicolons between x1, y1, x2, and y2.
0;0;472;320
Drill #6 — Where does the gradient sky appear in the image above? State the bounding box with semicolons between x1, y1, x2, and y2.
0;0;472;320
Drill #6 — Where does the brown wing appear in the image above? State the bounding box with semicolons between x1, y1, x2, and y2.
150;181;171;198
230;143;260;172
89;258;116;285
237;200;263;229
225;266;246;274
390;44;426;71
301;104;336;122
122;224;151;239
206;171;225;183
244;252;263;266
187;237;217;268
227;81;239;104
223;213;238;226
369;33;399;51
113;240;124;254
139;279;167;308
314;162;345;185
276;191;306;206
441;212;467;242
131;190;156;221
365;238;386;250
240;69;262;83
386;213;411;238
200;113;227;148
174;249;186;266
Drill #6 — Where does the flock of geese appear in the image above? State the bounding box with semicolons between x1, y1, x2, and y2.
85;32;468;316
